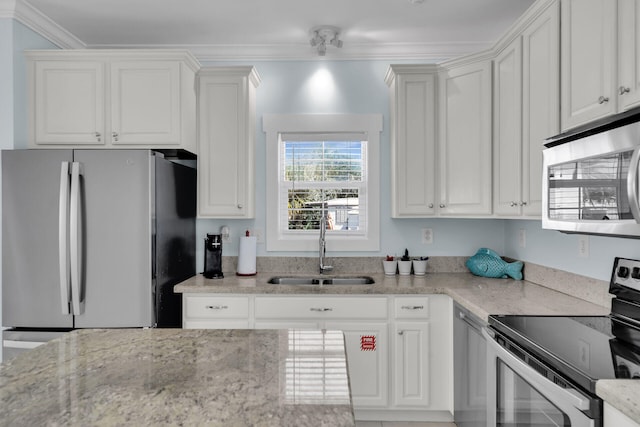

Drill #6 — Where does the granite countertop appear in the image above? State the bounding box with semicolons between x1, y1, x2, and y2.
174;272;611;321
0;329;354;427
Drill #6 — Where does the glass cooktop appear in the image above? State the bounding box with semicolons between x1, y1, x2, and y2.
489;314;640;394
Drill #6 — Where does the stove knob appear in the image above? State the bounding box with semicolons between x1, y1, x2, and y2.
633;267;640;280
617;363;631;378
618;266;630;278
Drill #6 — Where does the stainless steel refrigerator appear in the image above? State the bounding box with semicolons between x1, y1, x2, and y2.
2;149;196;360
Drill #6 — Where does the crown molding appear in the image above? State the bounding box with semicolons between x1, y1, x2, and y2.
0;0;84;48
86;41;490;62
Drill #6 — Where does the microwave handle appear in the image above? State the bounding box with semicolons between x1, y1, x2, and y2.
627;146;640;224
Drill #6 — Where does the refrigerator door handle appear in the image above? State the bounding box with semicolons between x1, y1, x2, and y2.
70;162;85;315
58;162;71;315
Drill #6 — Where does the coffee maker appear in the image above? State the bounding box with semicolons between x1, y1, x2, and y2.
203;234;224;279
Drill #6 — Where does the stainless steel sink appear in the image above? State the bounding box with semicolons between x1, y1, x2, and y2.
267;276;374;285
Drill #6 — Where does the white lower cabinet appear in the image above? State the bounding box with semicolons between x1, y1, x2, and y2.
182;293;453;421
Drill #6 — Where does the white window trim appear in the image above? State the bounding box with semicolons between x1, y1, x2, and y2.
263;114;382;252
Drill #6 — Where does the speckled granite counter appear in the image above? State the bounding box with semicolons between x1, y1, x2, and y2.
0;329;354;426
174;272;611;321
597;380;640;423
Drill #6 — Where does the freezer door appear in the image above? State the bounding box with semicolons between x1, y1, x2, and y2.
2;150;74;328
72;150;153;327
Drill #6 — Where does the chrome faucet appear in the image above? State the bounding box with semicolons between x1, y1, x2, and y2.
319;214;333;274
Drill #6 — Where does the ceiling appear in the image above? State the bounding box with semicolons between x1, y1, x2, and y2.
12;0;536;61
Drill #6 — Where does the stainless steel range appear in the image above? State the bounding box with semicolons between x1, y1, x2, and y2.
485;257;640;427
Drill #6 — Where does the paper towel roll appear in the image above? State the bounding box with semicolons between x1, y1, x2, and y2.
237;236;257;276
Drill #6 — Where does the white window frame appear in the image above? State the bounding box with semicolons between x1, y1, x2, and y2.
264;114;382;252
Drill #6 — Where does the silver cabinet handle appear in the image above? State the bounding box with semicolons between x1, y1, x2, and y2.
510;201;517;207
112;132;119;142
428;203;434;208
310;308;333;312
439;204;445;208
205;305;228;310
95;132;101;142
401;305;424;310
520;201;527;206
398;330;404;336
620;86;631;95
598;96;610;104
237;204;243;209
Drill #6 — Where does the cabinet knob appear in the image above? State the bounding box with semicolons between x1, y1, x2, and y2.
237;204;243;209
510;201;517;207
428;203;434;209
398;330;404;336
439;204;445;208
598;96;610;104
520;201;527;206
620;86;631;95
112;132;119;142
95;132;101;142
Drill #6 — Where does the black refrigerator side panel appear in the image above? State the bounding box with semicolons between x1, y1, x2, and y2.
154;157;196;327
2;149;74;328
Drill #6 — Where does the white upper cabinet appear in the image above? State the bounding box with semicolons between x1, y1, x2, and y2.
494;0;560;217
385;65;437;218
27;50;199;152
493;38;524;217
619;0;640;111
560;0;617;131
197;67;260;218
438;59;493;216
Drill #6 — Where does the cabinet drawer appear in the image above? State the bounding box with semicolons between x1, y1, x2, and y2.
184;295;250;319
393;297;430;319
255;297;388;319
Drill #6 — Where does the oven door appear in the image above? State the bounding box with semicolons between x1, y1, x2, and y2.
484;328;598;427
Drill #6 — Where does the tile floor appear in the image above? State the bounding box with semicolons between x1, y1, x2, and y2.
355;422;457;427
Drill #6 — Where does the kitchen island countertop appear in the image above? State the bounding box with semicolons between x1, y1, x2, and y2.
0;328;354;426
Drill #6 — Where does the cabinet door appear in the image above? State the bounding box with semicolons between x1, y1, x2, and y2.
390;70;437;217
110;61;181;145
392;321;430;407
493;39;523;216
521;1;560;217
619;0;640;111
32;61;105;145
198;70;256;218
438;61;492;215
325;321;389;408
561;0;617;130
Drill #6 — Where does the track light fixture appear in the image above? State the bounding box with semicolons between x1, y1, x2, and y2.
309;26;343;56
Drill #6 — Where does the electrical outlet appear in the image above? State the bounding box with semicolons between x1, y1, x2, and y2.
518;229;526;248
578;235;589;258
253;228;264;244
421;228;433;244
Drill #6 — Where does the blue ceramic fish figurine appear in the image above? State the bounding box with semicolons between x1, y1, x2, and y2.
465;248;523;280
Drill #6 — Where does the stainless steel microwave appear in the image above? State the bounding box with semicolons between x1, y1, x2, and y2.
543;112;640;238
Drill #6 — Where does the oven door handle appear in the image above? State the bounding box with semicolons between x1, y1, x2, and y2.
482;328;591;412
